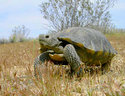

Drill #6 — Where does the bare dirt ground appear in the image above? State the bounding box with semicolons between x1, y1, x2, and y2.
0;34;125;96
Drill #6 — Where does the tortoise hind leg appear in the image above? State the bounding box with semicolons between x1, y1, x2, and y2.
63;44;84;77
101;60;111;74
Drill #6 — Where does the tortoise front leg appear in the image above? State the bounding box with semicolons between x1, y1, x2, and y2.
34;51;54;78
34;50;68;78
63;44;85;76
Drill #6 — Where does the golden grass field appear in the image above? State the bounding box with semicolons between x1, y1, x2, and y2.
0;34;125;96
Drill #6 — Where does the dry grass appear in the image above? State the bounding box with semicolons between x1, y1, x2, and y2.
0;35;125;96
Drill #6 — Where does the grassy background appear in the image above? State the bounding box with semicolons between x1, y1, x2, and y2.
0;34;125;96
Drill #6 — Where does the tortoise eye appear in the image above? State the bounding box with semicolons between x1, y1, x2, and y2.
45;35;49;38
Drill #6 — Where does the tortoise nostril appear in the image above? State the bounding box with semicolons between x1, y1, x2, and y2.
45;35;49;38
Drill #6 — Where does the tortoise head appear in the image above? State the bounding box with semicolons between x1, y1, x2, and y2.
39;34;63;53
39;34;61;47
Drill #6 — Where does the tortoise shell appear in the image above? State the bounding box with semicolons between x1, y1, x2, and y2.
50;27;117;65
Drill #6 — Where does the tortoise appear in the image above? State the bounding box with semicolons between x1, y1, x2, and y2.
34;27;117;77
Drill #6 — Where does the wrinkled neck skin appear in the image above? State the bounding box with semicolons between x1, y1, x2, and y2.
53;46;63;53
